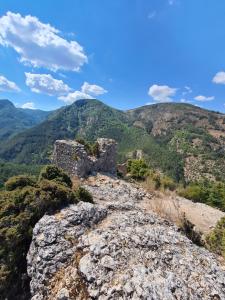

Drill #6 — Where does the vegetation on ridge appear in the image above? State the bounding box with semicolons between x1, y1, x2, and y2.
0;165;92;300
206;217;225;259
0;99;225;185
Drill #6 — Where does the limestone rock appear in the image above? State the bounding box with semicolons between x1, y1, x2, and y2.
27;175;225;299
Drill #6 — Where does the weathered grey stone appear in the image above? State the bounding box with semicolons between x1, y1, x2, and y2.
52;138;117;177
27;175;225;300
56;288;70;300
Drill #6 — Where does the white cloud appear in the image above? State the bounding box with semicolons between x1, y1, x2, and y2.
25;73;71;96
59;91;92;104
21;102;35;109
0;74;20;92
182;86;192;95
194;95;214;102
148;84;177;102
180;98;193;104
212;71;225;85
148;11;156;19
81;81;107;96
0;11;87;71
185;86;192;92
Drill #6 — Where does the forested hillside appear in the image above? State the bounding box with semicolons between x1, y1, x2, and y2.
0;99;225;183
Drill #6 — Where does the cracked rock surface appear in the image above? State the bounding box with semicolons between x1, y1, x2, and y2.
27;174;225;299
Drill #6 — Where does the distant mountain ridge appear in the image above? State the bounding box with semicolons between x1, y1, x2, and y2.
0;99;225;182
0;99;52;141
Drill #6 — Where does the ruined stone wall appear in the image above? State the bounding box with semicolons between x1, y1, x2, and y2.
52;138;117;177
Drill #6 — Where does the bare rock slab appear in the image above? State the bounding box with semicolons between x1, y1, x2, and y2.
27;176;225;300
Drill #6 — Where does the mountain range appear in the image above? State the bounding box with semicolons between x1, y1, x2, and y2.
0;99;51;141
0;98;225;182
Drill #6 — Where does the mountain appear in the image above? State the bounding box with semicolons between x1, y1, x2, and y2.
127;103;225;181
0;99;153;162
0;99;225;182
0;99;51;140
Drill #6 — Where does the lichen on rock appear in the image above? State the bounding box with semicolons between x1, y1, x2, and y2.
27;175;225;300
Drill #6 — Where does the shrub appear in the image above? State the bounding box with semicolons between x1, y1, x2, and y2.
75;138;86;145
178;180;225;211
92;142;100;158
161;176;176;191
152;173;161;189
76;138;100;157
0;165;87;299
75;186;93;203
5;175;37;191
39;165;72;188
178;184;203;202
127;159;149;180
38;179;77;213
206;217;225;259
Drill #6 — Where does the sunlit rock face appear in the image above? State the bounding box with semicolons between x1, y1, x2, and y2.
27;175;225;300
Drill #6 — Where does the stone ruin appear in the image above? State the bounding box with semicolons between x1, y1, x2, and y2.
52;138;117;177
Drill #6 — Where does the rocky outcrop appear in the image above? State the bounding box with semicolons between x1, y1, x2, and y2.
27;175;225;300
52;138;117;177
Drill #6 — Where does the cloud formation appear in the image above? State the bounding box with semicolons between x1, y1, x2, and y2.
212;71;225;85
148;84;177;102
59;91;92;104
0;12;87;71
0;75;20;92
25;73;71;96
168;0;175;5
148;11;156;19
21;102;35;109
180;98;192;103
194;95;214;102
59;81;107;104
182;86;192;96
81;82;107;96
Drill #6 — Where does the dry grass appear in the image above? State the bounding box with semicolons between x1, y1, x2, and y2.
71;176;81;190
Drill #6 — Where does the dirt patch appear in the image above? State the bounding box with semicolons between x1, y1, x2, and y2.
139;191;225;236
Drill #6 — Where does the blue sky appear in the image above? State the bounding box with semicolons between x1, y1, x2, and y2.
0;0;225;112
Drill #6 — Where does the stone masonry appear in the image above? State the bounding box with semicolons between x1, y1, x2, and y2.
52;138;117;177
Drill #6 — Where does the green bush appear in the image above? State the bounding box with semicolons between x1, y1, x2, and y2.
206;217;225;259
75;186;93;203
178;184;203;202
127;159;149;180
39;165;72;188
161;176;177;191
0;162;42;188
5;175;37;191
38;179;77;213
0;165;85;299
92;142;100;158
76;138;100;157
152;173;161;189
178;180;225;211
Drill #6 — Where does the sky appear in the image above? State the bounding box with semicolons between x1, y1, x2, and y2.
0;0;225;112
